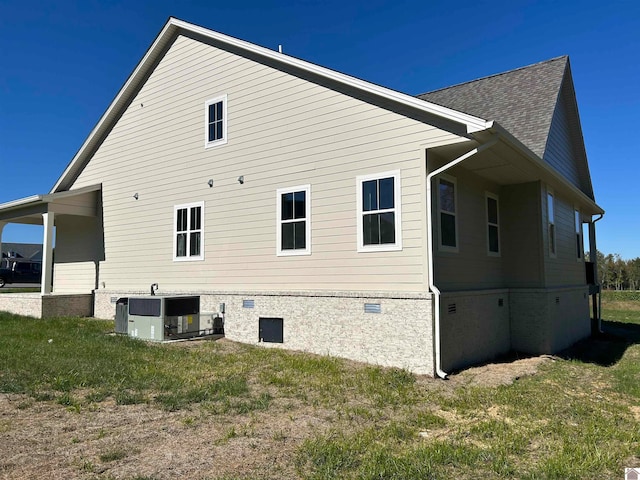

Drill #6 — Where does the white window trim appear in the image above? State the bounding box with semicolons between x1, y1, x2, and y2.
575;207;583;262
547;187;556;258
437;174;459;253
486;191;500;257
173;201;205;262
356;170;402;253
204;94;228;149
276;184;311;256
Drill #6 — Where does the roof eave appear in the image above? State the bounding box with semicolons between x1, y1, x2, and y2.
51;20;181;193
0;195;45;212
484;122;604;215
51;17;490;193
1;184;102;214
168;18;490;131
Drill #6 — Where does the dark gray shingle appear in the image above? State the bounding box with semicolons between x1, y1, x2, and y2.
417;56;568;158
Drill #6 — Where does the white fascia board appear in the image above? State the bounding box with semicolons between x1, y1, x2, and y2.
0;184;101;214
0;195;44;212
51;18;491;193
42;184;102;202
170;18;491;132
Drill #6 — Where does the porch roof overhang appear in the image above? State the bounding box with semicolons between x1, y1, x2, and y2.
429;122;604;217
0;184;101;225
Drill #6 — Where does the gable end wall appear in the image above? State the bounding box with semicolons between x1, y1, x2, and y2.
62;34;466;295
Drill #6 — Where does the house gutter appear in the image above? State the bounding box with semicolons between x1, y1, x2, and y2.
426;136;499;379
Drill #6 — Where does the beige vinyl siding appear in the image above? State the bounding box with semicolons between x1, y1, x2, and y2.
542;185;586;287
68;34;464;293
543;94;581;190
433;166;503;291
501;182;544;288
53;215;103;293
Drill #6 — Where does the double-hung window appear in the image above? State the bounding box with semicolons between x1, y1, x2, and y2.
486;193;500;255
174;201;204;261
277;185;311;256
356;171;402;252
547;188;556;257
205;95;227;148
438;175;458;251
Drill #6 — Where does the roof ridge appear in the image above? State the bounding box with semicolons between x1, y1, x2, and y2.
417;55;568;97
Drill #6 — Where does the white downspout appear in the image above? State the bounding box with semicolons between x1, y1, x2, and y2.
427;137;499;379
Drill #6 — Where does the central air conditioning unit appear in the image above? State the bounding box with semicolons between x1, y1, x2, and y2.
126;296;200;342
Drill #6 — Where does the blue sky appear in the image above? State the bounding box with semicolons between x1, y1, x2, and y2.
1;0;638;259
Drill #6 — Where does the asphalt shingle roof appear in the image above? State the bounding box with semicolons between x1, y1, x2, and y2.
417;56;569;159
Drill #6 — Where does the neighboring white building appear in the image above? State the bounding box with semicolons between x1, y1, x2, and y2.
0;18;603;376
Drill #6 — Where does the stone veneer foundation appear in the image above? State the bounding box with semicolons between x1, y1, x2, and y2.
439;289;511;372
94;289;435;375
510;286;590;354
1;286;590;377
0;293;93;318
438;286;590;373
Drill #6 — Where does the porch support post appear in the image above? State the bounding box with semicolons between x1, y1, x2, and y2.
0;221;6;259
41;213;55;295
588;219;602;334
588;221;598;284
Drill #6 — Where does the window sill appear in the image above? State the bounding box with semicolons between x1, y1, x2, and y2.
277;249;311;257
357;243;402;253
173;256;205;262
205;138;228;149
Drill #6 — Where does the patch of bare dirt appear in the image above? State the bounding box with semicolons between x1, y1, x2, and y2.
0;350;555;480
0;393;336;480
416;354;554;394
452;355;555;387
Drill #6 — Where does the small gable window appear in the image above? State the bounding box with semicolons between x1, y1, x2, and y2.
438;175;458;252
205;95;227;148
356;171;402;252
277;185;311;256
174;201;204;261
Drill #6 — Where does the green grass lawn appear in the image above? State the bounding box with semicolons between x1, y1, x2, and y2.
601;291;640;325
0;287;40;293
1;309;640;479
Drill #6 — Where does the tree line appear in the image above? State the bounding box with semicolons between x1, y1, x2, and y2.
589;251;640;291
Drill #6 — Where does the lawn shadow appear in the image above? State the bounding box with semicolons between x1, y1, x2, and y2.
559;320;640;367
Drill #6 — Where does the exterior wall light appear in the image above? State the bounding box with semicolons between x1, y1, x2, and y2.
133;193;139;200
238;176;244;184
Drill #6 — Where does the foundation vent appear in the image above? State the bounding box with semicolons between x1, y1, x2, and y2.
447;303;457;314
364;303;381;314
555;296;560;304
498;298;504;307
243;299;255;309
